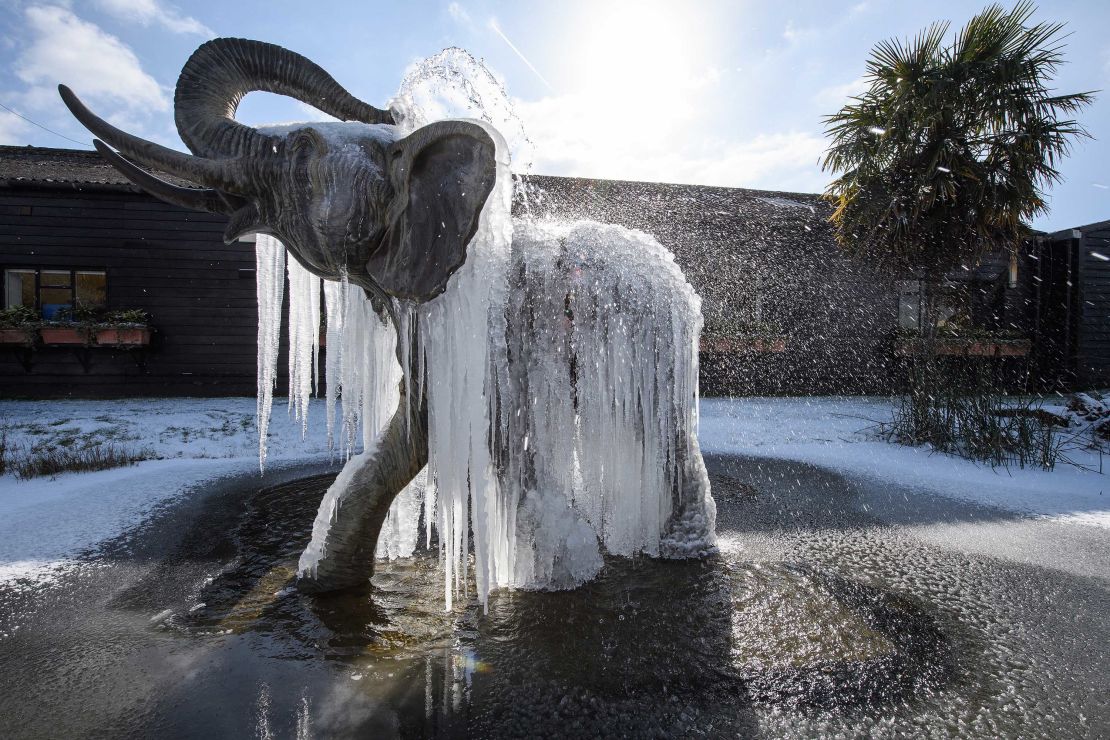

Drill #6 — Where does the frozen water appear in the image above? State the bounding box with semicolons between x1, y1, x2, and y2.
255;234;286;472
391;47;534;176
286;256;321;439
416;122;514;607
259;50;714;607
412;160;715;606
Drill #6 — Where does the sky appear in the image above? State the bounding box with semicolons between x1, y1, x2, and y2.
0;0;1107;231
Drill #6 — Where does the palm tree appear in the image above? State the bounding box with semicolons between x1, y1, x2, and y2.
822;1;1093;292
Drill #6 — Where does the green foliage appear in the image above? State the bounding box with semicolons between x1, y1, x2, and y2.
822;2;1094;276
49;306;151;327
101;308;149;327
884;363;1064;470
54;304;103;324
0;305;40;328
702;317;783;336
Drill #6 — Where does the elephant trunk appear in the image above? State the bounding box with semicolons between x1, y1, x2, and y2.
175;37;395;161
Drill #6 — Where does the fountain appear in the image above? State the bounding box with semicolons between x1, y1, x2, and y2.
60;38;715;606
24;36;1105;739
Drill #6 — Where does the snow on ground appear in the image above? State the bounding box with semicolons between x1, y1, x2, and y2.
2;395;1107;590
700;396;1110;528
0;397;339;586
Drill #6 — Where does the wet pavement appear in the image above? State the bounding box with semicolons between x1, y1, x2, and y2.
0;454;1107;738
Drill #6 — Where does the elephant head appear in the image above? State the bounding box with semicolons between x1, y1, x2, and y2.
59;37;498;302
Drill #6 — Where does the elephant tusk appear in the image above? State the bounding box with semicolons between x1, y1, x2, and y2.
92;140;242;215
59;84;250;194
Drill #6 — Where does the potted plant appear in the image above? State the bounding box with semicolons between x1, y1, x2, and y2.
700;318;788;353
893;326;1030;357
0;305;40;346
95;308;152;346
39;305;97;345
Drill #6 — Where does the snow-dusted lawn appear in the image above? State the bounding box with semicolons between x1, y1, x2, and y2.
0;397;337;585
2;395;1107;589
699;396;1110;528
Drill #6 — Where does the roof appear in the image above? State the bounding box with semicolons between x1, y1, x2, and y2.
0;144;197;191
523;175;851;326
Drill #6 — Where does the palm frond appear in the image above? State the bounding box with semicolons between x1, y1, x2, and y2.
820;2;1093;274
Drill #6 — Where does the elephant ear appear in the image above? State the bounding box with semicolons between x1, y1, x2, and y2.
371;120;497;301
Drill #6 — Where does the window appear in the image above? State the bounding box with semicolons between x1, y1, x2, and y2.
897;280;921;331
897;274;1007;335
4;268;107;319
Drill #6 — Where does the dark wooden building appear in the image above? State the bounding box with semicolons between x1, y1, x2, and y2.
1032;221;1110;389
0;145;270;397
0;145;1088;398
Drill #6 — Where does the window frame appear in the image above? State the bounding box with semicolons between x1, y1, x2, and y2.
3;266;109;315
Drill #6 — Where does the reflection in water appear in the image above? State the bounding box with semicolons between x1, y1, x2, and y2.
4;462;1106;737
169;474;948;736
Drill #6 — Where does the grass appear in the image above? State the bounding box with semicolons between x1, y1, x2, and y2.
7;439;147;481
884;390;1066;470
877;359;1108;472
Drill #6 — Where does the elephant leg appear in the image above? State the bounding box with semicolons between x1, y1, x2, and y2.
296;398;429;593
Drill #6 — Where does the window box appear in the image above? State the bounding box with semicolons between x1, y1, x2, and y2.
0;328;36;346
700;335;788;353
39;326;91;345
894;337;1031;357
95;326;151;347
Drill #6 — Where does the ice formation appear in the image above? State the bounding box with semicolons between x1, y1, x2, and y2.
286;256;321;439
258;52;714;608
259;213;715;608
255;234;285;471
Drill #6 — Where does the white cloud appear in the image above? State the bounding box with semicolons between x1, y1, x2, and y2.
447;2;474;29
813;76;868;109
94;0;213;37
516;92;828;193
0;110;31;145
782;20;819;47
16;5;169;113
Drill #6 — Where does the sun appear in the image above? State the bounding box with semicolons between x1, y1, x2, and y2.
563;0;713;106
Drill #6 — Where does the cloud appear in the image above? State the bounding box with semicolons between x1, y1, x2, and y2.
16;5;169;113
0;110;31;145
447;2;473;29
782;21;819;47
516;92;828;193
94;0;213;37
813;76;868;109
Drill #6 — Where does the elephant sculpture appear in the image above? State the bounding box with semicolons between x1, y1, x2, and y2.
61;37;714;598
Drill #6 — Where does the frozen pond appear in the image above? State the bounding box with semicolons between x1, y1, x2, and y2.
1;453;1107;738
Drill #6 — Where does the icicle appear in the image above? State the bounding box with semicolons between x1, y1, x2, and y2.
300;52;713;608
413;119;512;609
255;234;286;472
323;279;344;452
287;256;321;439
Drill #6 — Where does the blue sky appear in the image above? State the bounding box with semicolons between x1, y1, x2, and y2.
0;0;1106;230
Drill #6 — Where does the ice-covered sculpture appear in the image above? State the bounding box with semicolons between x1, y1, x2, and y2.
60;38;715;605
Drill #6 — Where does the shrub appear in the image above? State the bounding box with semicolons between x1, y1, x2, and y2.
9;441;145;480
883;360;1067;470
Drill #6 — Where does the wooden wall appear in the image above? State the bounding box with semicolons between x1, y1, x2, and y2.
1;177;1064;399
1077;222;1110;387
0;186;287;398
